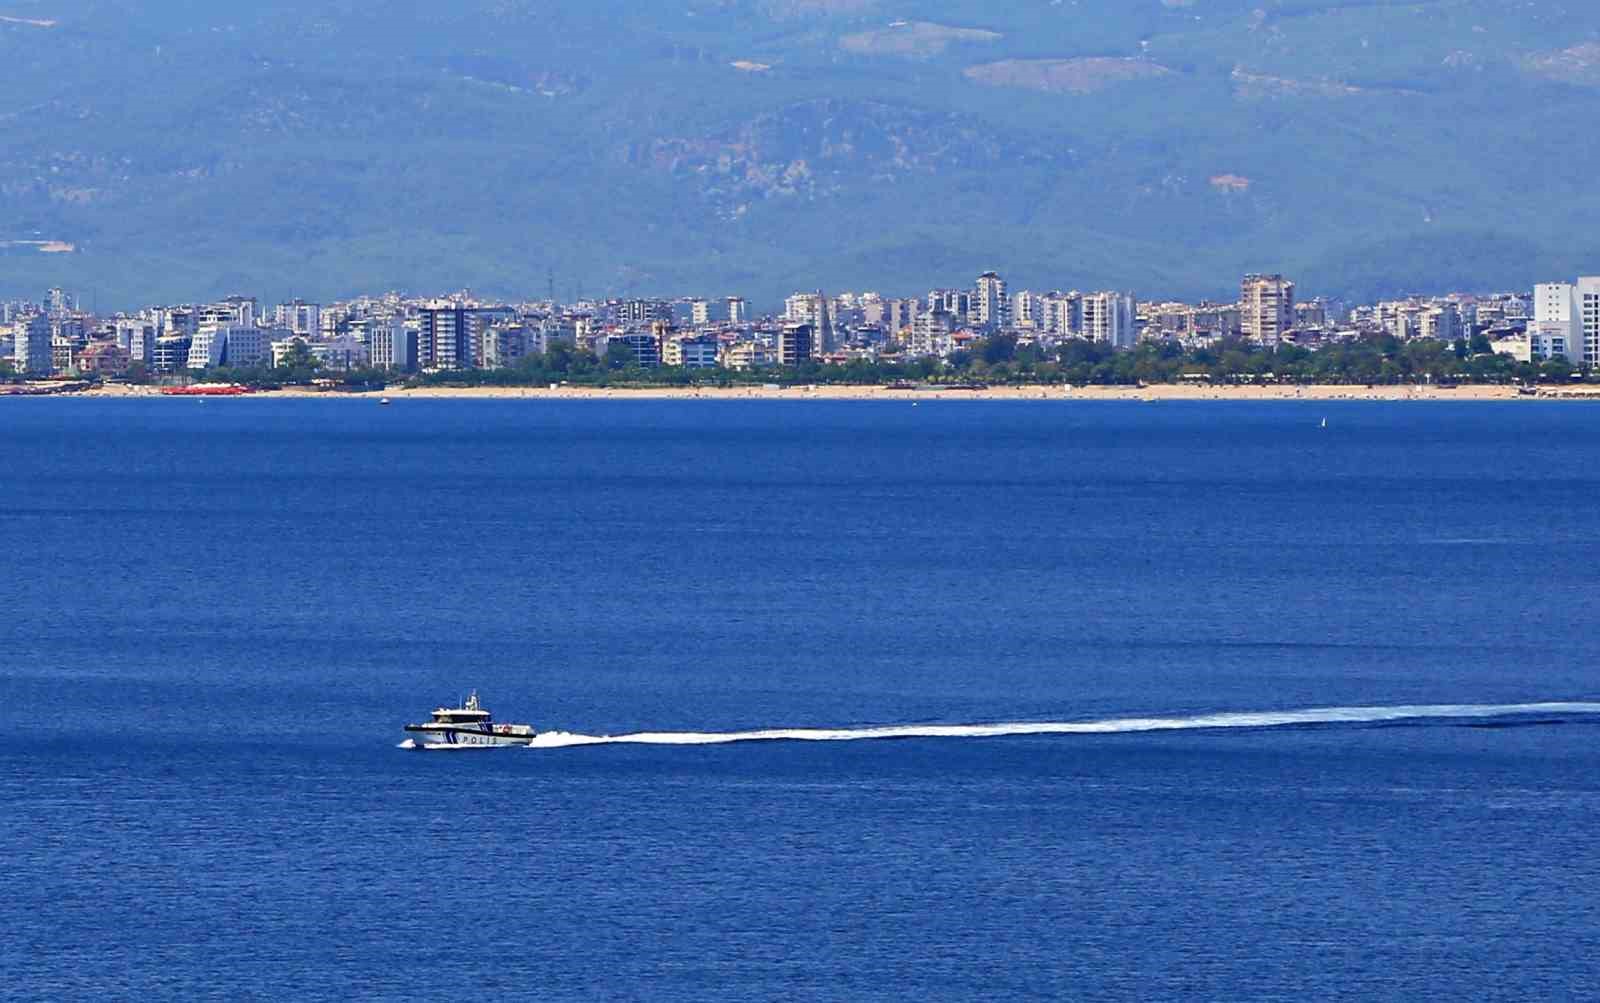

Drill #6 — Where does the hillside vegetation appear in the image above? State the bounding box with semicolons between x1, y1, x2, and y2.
3;0;1599;307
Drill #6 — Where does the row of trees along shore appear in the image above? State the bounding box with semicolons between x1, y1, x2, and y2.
14;333;1595;388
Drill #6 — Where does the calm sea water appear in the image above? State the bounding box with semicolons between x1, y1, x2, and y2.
3;398;1599;1000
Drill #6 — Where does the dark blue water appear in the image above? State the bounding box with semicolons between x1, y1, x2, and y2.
4;399;1600;999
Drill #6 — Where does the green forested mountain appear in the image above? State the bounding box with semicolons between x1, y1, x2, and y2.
3;0;1599;307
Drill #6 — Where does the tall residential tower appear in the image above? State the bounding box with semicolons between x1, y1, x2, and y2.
1577;277;1600;364
974;271;1010;331
1082;292;1137;349
417;301;469;369
1240;274;1296;347
1532;282;1580;361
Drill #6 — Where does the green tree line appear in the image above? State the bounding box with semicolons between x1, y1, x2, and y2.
151;332;1593;389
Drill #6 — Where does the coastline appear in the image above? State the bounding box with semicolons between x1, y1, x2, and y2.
62;382;1594;402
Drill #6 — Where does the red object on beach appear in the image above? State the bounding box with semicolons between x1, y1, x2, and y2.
161;384;252;396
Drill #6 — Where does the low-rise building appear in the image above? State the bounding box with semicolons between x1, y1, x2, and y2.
540;316;577;351
607;332;662;368
1528;322;1578;362
78;341;131;376
310;334;369;371
721;340;771;369
480;323;537;369
571;315;600;352
1490;333;1532;363
52;335;77;374
663;335;720;368
152;335;192;374
778;323;814;365
272;334;370;370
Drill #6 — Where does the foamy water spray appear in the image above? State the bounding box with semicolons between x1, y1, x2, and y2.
523;702;1600;750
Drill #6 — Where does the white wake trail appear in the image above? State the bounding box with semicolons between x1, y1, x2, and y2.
526;702;1600;750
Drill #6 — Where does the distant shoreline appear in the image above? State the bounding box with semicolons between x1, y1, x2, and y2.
56;382;1600;402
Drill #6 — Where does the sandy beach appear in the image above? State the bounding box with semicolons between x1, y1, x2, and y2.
69;381;1588;402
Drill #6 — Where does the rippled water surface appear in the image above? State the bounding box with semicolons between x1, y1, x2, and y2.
4;399;1599;1000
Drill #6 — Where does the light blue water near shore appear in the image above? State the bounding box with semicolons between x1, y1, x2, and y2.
3;399;1600;1000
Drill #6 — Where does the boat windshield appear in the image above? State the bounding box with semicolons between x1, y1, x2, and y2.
432;711;490;723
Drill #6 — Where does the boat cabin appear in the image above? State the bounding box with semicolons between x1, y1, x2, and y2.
430;691;492;725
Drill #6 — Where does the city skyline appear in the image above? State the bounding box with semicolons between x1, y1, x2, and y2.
4;264;1593;382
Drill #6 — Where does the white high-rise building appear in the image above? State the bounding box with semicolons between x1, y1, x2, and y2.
218;296;257;328
1532;282;1580;362
158;307;197;338
1012;290;1043;330
115;319;157;364
1241;274;1296;347
725;297;748;324
417;301;468;369
910;310;958;357
927;289;972;323
974;271;1009;330
1082;292;1137;349
815;291;836;354
194;306;232;332
784;293;821;325
14;314;52;374
1043;292;1083;337
223;325;271;368
1419;304;1462;343
883;298;916;337
276;300;322;336
690;299;711;327
186;326;228;370
1577;276;1600;364
368;318;416;371
192;302;262;369
1535;282;1576;325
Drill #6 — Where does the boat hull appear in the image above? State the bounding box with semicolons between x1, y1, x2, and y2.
403;726;536;749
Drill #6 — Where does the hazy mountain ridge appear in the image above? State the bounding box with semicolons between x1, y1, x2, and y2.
629;97;1070;217
4;0;1600;307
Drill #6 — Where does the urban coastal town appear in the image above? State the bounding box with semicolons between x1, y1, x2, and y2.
4;270;1600;398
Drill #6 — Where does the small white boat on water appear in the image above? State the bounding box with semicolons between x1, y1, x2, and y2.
402;692;537;748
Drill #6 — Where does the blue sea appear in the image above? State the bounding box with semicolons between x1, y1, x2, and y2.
4;398;1600;1000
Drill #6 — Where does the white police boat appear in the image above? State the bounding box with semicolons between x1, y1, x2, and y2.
402;692;538;749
